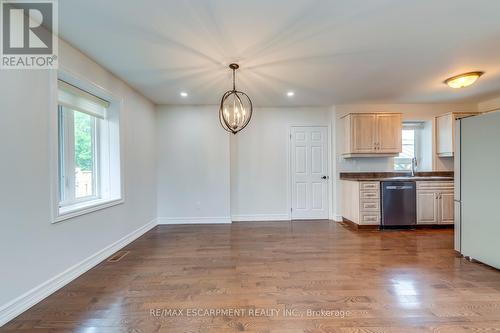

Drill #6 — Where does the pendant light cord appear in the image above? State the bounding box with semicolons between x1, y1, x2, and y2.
232;68;236;91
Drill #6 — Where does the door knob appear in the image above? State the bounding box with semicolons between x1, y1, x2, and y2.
322;176;329;179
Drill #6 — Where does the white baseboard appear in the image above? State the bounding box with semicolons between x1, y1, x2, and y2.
333;215;343;222
157;217;232;225
0;219;157;327
231;214;291;222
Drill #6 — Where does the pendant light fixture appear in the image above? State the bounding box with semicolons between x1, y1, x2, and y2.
219;63;253;134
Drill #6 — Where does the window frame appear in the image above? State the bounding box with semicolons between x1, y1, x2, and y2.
50;69;124;224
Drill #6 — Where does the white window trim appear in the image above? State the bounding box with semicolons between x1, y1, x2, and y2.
56;198;124;223
49;67;125;224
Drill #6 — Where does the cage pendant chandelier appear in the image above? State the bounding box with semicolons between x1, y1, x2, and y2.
219;63;253;134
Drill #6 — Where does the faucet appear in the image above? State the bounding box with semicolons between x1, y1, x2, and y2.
411;157;418;177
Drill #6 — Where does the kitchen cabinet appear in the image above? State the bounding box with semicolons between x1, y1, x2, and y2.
342;113;402;157
416;181;454;225
416;191;439;224
439;191;455;224
435;112;481;157
341;180;380;226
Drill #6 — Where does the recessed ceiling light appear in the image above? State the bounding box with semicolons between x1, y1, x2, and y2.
287;91;295;97
180;91;188;97
444;72;484;89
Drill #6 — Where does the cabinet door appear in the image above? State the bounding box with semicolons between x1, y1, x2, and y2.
377;114;402;153
417;191;439;224
439;191;455;224
351;114;377;153
436;114;454;156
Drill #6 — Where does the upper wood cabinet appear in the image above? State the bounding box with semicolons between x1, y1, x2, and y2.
342;113;402;157
435;112;481;157
350;114;376;153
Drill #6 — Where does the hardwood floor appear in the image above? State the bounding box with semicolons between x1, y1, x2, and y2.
3;221;500;332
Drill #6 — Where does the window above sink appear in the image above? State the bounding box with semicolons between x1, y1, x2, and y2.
394;122;424;171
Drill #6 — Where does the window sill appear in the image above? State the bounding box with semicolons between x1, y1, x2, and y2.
54;198;124;223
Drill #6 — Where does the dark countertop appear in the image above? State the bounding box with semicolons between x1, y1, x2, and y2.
340;171;454;182
341;176;454;182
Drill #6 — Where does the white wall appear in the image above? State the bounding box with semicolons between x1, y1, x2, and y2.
0;39;157;322
156;103;478;221
156;105;231;224
230;107;333;221
419;120;434;171
478;95;500;113
155;106;334;222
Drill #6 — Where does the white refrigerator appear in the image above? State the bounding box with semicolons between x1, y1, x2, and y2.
455;111;500;269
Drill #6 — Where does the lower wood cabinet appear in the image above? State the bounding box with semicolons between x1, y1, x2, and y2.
342;180;380;225
416;181;454;225
342;180;454;227
416;190;439;224
439;191;455;224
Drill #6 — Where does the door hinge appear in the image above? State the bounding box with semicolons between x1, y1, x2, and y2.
290;208;293;212
290;134;292;140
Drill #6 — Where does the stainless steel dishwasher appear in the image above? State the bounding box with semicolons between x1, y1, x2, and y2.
381;181;416;228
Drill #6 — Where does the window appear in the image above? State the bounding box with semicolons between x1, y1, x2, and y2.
394;122;423;171
56;79;122;220
58;105;99;204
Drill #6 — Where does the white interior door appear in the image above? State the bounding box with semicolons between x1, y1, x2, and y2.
291;126;329;220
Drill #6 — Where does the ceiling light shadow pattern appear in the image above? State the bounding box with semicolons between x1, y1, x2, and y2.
183;0;238;58
245;69;326;106
240;0;400;62
118;0;405;106
122;66;216;86
120;19;224;67
58;0;500;105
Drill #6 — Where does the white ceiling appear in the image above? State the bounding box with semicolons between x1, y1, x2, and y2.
59;0;500;107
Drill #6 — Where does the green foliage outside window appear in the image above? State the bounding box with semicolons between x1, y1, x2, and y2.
74;111;93;171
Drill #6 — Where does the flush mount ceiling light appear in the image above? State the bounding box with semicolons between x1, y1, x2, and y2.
180;91;188;97
287;91;295;97
219;63;253;134
444;71;484;89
